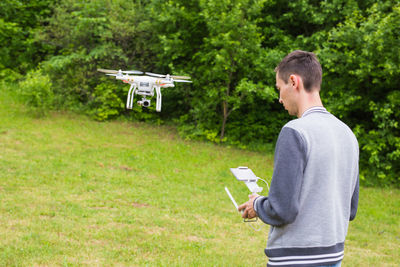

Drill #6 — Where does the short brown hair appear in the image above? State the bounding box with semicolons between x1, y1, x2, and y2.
275;50;322;92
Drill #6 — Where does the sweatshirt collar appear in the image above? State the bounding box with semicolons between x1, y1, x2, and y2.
301;106;329;118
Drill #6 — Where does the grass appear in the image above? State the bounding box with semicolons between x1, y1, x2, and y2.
0;87;399;266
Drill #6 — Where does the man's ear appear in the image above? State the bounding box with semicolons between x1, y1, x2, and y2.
289;74;298;89
289;74;303;92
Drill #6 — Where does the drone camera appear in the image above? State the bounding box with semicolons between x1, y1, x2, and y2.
138;99;151;107
143;99;150;107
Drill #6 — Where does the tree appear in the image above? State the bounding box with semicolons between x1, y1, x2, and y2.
315;1;400;185
188;0;276;141
0;0;55;76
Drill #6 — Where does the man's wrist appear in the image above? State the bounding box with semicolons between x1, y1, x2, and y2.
253;196;263;215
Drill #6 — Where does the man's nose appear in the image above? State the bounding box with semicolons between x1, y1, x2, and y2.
279;97;283;104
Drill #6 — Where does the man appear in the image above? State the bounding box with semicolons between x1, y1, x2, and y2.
238;50;359;267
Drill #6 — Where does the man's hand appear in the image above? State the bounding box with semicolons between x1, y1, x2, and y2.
238;194;259;219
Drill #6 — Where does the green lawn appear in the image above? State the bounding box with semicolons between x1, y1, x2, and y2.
0;88;399;266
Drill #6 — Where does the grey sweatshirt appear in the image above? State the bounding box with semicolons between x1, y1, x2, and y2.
254;107;359;267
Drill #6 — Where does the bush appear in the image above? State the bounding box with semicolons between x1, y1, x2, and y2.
0;67;23;84
87;82;124;121
18;68;54;116
357;91;400;186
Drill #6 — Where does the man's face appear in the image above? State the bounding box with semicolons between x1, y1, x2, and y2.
276;72;298;116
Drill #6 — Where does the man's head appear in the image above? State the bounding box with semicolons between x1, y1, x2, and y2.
275;50;322;92
275;50;323;116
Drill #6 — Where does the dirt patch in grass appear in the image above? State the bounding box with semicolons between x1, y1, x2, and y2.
145;226;166;235
90;206;118;211
132;202;150;208
120;165;135;171
185;235;207;242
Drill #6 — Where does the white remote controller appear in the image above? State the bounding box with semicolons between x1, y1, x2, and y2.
230;166;263;193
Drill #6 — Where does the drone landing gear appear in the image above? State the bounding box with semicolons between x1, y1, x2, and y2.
155;86;162;112
126;84;137;109
126;84;162;112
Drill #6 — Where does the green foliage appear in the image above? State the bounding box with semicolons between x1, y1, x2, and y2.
0;68;23;84
3;0;400;187
87;82;124;121
0;0;55;73
187;0;276;141
357;92;400;186
176;114;226;143
316;1;400;186
18;68;54;116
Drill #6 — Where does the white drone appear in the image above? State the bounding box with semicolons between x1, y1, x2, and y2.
98;69;192;112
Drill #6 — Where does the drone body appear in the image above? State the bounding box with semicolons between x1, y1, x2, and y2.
98;69;191;112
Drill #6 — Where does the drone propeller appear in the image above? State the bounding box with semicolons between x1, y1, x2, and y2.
98;69;143;75
98;68;119;74
145;72;191;80
145;72;166;78
171;75;191;80
124;70;143;75
173;79;192;83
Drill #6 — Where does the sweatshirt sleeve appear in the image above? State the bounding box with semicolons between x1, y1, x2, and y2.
254;127;307;226
349;173;359;221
